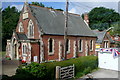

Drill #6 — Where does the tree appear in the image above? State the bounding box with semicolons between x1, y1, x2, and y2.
109;22;120;36
46;6;53;9
88;7;120;30
56;9;64;11
2;6;20;51
31;2;45;7
31;2;64;11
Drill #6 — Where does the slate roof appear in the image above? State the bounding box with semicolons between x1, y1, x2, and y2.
16;33;28;40
29;5;96;37
93;30;114;43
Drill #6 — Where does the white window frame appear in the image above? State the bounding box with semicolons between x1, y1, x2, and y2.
90;40;93;51
78;39;83;52
28;20;34;38
104;40;109;48
18;22;24;32
22;43;27;56
48;38;54;55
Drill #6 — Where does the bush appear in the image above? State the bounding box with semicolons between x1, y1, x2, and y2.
8;56;98;80
41;56;98;79
83;67;92;75
1;75;10;80
13;62;47;80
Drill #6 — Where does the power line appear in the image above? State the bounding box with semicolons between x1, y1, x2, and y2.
69;2;93;11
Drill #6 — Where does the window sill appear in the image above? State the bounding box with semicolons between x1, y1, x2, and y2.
48;52;54;56
28;36;34;39
67;51;70;54
79;50;83;52
22;54;27;57
90;50;93;51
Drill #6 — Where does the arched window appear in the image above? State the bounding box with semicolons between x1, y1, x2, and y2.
28;20;34;38
22;44;27;54
48;38;54;55
90;40;93;51
19;22;24;32
79;39;83;52
49;38;53;52
66;39;70;53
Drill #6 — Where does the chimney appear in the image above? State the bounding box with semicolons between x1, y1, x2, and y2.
84;13;89;25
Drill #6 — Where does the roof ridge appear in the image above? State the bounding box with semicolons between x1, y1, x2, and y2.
29;4;80;16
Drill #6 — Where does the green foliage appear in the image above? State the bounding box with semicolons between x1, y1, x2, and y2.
2;6;20;51
41;56;98;79
46;6;53;9
109;22;120;36
15;62;47;79
83;67;91;75
31;2;63;11
55;9;64;11
2;56;98;80
115;41;120;48
88;7;120;30
1;75;10;80
31;2;45;7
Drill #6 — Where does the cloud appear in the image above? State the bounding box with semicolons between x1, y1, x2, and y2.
10;4;23;11
69;2;119;15
69;8;77;13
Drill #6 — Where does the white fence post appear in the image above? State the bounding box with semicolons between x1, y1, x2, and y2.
73;64;75;78
56;66;60;79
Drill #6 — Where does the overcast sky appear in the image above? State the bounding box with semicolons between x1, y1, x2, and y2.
1;0;120;15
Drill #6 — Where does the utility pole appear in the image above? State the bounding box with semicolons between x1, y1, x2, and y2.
64;0;69;60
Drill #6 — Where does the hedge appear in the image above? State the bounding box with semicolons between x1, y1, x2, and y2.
41;56;98;79
2;56;98;80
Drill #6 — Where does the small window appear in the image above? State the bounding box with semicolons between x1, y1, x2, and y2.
49;38;53;53
22;44;27;54
90;40;93;51
19;22;24;32
28;20;34;38
104;41;108;48
79;39;83;52
66;39;70;53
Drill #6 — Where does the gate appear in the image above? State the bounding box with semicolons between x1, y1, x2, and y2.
56;64;74;79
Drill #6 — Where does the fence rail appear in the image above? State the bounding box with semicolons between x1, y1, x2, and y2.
56;64;74;79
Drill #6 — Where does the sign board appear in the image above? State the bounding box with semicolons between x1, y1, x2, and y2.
96;44;100;48
34;56;38;62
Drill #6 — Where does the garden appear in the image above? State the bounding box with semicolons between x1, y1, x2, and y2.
2;56;98;80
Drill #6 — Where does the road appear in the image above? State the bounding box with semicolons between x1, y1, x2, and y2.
78;68;119;80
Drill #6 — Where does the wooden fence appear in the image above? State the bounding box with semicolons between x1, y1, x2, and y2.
56;64;74;79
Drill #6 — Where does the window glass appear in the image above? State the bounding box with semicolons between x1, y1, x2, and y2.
49;38;53;52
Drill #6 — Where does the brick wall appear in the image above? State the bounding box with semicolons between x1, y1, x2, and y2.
42;35;96;61
16;5;40;39
31;43;40;63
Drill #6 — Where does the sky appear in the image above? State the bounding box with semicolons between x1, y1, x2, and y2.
1;0;120;15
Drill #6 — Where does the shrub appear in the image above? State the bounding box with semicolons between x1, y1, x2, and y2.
83;67;92;75
9;56;98;80
14;62;47;80
1;75;10;80
41;56;98;79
